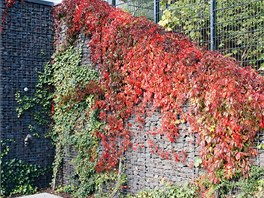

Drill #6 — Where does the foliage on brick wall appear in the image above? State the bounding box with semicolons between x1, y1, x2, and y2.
52;0;264;184
6;0;264;193
1;0;17;31
48;46;101;196
0;141;48;197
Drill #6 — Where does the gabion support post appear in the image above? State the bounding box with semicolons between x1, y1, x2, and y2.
210;0;217;50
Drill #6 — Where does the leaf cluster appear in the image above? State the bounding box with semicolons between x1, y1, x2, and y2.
0;141;48;197
195;166;264;197
128;183;198;198
41;46;101;196
159;0;264;70
53;0;264;184
126;166;263;198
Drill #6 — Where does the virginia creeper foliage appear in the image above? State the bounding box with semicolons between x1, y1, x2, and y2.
1;0;17;31
53;0;264;182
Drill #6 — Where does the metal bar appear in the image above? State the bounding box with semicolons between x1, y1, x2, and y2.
154;0;160;23
112;0;116;7
210;0;217;50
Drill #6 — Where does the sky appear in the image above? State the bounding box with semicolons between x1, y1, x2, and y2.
51;0;62;3
45;0;62;4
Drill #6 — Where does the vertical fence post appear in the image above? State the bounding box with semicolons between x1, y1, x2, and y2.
112;0;116;7
210;0;216;50
154;0;160;23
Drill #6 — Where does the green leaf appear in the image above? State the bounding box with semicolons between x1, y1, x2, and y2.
194;157;202;168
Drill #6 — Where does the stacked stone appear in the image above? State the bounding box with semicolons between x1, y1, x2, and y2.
1;0;54;188
124;107;200;194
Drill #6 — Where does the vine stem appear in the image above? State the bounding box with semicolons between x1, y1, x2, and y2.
110;143;124;197
52;143;63;190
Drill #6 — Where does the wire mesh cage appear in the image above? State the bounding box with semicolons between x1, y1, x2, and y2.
0;0;55;192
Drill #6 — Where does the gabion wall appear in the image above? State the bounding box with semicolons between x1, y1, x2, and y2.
1;0;262;194
59;26;264;196
0;0;55;188
123;109;200;193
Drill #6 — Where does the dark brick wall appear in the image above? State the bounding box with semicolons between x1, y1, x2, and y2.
0;0;54;188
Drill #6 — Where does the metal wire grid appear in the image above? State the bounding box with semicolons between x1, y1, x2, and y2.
108;0;263;70
108;0;155;21
1;0;55;188
215;0;264;69
162;0;211;49
163;0;263;70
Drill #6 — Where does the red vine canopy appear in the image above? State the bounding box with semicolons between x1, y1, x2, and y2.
53;0;264;182
1;0;18;31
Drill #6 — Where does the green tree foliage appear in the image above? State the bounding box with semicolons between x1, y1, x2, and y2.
116;0;154;20
159;0;264;70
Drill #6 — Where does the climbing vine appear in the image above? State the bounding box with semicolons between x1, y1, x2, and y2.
158;0;264;70
53;0;264;183
23;46;126;197
0;140;48;197
48;46;100;196
1;0;20;31
52;0;264;184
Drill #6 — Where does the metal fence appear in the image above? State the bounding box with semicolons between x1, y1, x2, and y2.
108;0;156;21
108;0;264;70
107;0;264;168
